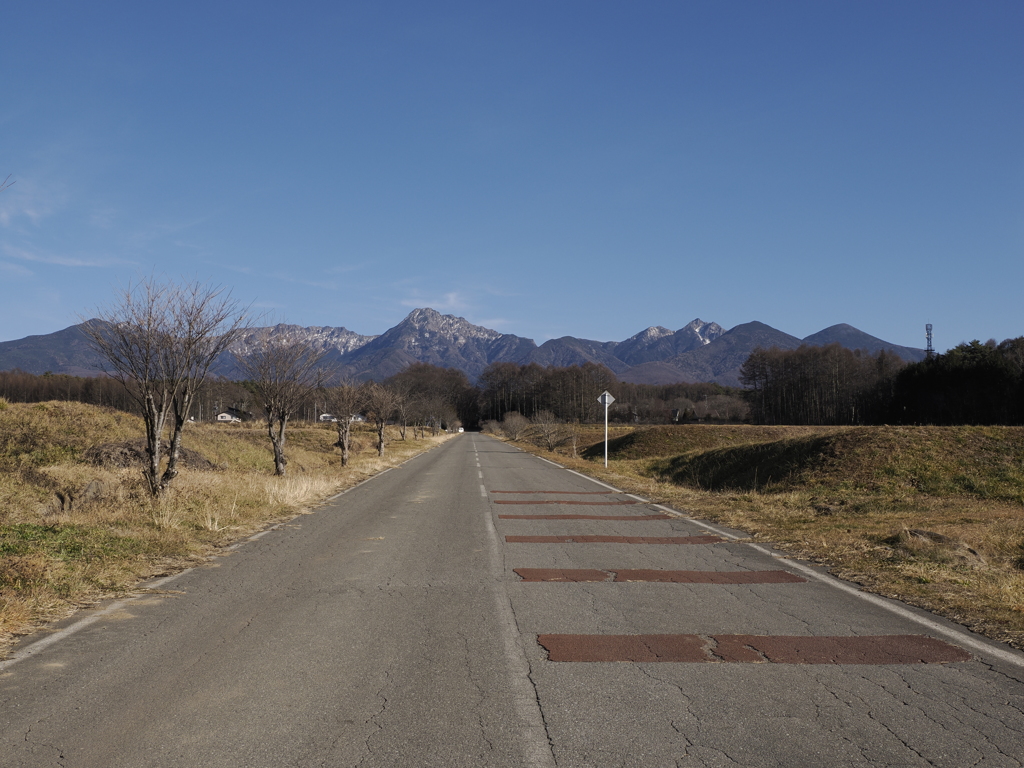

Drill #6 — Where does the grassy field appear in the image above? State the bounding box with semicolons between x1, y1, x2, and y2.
0;400;452;651
520;423;1024;650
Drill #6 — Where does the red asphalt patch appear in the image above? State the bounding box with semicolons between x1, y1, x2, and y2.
513;568;804;583
505;535;724;544
490;490;615;494
537;634;970;664
499;514;670;520
494;500;641;505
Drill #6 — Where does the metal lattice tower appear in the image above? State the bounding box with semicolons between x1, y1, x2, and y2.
926;323;934;359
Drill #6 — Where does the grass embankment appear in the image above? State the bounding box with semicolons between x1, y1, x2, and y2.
520;423;1024;650
0;400;451;651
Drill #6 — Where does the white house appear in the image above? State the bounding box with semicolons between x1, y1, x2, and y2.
216;412;242;423
321;413;366;423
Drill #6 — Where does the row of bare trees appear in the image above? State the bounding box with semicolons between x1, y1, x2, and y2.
477;361;746;424
80;277;471;495
739;344;905;425
889;338;1024;425
738;338;1024;426
0;369;258;425
484;410;583;455
0;369;137;411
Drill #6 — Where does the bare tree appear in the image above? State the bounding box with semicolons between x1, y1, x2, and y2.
235;331;325;475
565;420;582;458
361;382;403;457
390;381;413;440
413;394;453;437
500;411;531;441
531;410;568;451
0;175;14;193
322;379;362;467
83;277;249;496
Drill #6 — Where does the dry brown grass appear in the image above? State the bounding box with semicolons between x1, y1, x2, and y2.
516;423;1024;650
0;402;454;652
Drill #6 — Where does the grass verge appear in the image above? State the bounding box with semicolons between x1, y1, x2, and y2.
0;401;453;653
515;423;1024;651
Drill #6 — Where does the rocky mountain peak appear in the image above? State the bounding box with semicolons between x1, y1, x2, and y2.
679;319;725;346
396;308;504;344
628;326;674;344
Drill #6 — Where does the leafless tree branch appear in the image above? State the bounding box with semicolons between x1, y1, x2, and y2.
82;277;250;496
321;377;362;467
360;382;404;457
235;331;326;475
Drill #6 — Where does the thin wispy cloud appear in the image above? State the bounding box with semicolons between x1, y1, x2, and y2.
0;261;34;277
219;263;254;275
473;317;513;331
280;276;339;290
0;185;58;227
118;214;214;251
325;262;370;275
3;244;131;269
399;291;468;312
89;206;119;229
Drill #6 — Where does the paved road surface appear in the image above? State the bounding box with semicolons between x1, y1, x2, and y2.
2;433;1023;767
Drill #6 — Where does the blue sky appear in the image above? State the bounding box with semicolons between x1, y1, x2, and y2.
2;1;1021;351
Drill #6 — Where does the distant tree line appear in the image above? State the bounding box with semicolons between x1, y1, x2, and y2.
2;359;747;432
0;369;257;423
740;338;1024;426
739;344;904;425
476;361;746;424
890;338;1024;425
0;369;138;411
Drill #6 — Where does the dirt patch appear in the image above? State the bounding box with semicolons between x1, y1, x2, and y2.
84;439;216;471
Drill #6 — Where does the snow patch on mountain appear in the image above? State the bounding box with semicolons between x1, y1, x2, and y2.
229;324;377;357
680;319;725;346
624;326;674;345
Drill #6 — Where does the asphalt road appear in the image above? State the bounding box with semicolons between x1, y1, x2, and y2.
2;433;1023;767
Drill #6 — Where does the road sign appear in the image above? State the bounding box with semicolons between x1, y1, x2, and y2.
598;391;615;466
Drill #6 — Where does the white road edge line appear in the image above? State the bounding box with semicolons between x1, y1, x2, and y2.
2;449;439;670
555;462;1024;670
0;601;130;671
746;544;1024;669
564;468;625;494
326;466;394;501
0;520;285;671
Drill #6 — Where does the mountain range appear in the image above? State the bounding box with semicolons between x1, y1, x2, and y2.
0;308;927;387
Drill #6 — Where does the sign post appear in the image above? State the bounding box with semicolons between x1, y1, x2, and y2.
597;390;616;467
